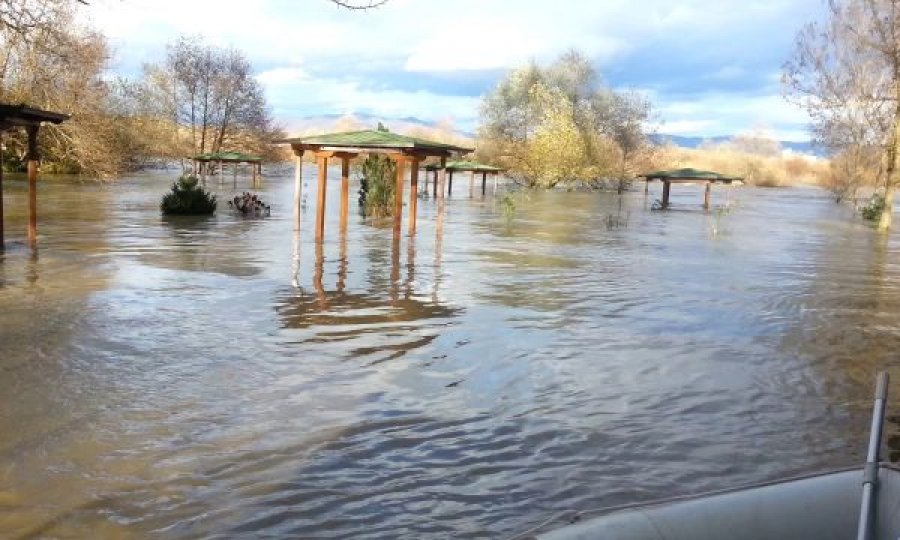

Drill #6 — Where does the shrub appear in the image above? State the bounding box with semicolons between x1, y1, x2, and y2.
861;193;885;222
357;154;396;218
160;175;217;215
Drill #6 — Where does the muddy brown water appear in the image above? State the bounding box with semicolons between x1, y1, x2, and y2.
1;169;899;538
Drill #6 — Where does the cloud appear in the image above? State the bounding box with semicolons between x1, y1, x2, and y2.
79;0;825;140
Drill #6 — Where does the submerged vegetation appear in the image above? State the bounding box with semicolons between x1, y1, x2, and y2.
160;175;217;215
357;154;396;218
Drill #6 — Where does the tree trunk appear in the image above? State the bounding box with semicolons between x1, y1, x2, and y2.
878;108;900;231
879;181;895;230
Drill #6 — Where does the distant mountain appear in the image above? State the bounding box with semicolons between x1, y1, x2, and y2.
289;112;476;139
290;113;820;157
652;134;819;156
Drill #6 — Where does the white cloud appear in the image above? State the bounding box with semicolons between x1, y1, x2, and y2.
405;22;545;72
76;0;824;139
256;67;309;86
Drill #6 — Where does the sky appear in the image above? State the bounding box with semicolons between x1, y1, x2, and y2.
81;0;825;141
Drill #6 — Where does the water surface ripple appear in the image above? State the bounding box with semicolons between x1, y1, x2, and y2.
1;172;899;538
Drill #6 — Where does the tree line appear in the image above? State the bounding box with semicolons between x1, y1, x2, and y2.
0;0;280;177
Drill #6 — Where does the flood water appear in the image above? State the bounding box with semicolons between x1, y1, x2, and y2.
2;168;900;538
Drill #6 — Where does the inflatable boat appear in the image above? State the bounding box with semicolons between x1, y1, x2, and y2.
529;373;893;540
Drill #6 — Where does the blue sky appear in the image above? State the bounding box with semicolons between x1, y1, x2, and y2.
83;0;824;141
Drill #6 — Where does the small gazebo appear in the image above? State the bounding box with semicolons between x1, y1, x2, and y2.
0;103;70;249
192;151;263;188
424;160;505;196
278;130;472;243
640;168;742;210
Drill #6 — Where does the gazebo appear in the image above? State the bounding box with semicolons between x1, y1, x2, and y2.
424;160;504;196
640;168;742;210
192;151;263;188
278;130;472;243
0;104;70;249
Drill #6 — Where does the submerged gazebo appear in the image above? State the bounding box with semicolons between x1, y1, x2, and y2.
192;151;263;188
640;168;742;210
424;160;505;196
0;104;70;249
278;130;472;243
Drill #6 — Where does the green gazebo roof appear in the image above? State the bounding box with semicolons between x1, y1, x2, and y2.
425;160;504;172
641;168;741;181
193;151;262;163
277;130;473;154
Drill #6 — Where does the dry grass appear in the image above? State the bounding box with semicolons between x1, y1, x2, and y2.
656;143;829;187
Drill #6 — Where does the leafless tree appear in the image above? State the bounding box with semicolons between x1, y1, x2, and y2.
328;0;389;9
784;0;900;229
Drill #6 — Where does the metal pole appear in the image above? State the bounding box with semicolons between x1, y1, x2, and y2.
857;371;889;540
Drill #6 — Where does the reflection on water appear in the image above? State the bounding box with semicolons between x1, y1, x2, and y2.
2;173;900;538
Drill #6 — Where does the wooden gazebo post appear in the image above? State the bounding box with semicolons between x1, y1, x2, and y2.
0;132;4;250
481;171;487;196
293;150;304;231
448;170;454;196
339;153;351;233
438;157;447;199
409;157;420;234
393;156;407;240
315;155;328;242
25;125;39;246
704;181;711;210
662;180;671;209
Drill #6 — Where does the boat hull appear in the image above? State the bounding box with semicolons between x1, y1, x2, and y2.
537;465;900;540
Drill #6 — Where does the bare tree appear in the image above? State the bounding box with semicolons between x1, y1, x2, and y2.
784;0;900;230
328;0;389;9
141;36;281;167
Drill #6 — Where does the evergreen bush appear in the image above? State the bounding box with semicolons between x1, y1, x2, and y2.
160;175;217;215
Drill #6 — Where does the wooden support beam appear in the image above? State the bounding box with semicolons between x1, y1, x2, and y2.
315;156;328;242
493;172;499;194
0;133;4;250
704;181;711;210
448;170;454;195
393;157;406;240
25;125;39;247
409;159;420;235
438;157;447;199
340;156;350;232
481;171;487;196
293;152;304;231
662;180;671;209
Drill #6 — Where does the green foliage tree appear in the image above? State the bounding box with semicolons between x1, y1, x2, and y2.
160;175;217;215
479;50;652;189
